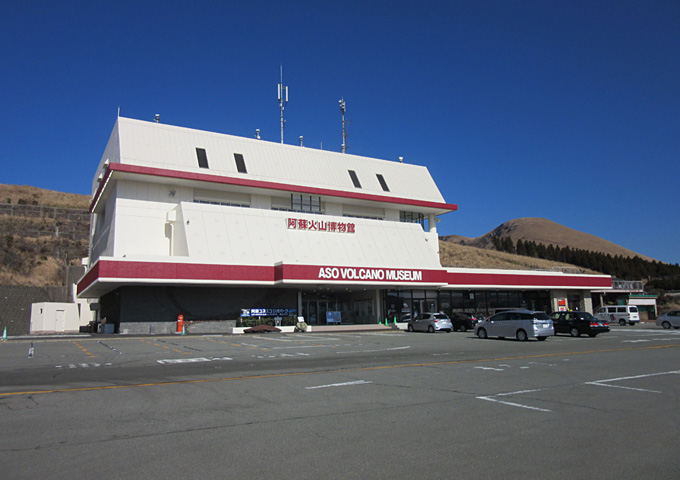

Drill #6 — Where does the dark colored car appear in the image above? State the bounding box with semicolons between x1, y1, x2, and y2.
450;312;478;332
549;311;610;337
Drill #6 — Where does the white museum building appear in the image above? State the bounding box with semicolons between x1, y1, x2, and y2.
77;117;611;334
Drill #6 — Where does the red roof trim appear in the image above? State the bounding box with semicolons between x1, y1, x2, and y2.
77;260;612;294
89;163;458;213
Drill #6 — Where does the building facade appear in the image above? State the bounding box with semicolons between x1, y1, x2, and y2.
77;117;611;333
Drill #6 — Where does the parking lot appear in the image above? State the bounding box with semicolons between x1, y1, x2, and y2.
1;325;679;479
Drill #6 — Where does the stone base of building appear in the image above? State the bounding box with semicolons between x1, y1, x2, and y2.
117;319;237;335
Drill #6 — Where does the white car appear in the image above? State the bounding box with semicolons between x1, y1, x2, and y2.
407;313;453;333
656;310;680;329
474;310;553;341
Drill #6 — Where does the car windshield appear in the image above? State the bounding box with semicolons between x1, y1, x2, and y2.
576;313;595;320
433;314;449;320
531;313;550;320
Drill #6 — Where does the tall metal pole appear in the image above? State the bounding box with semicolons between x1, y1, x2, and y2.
278;66;288;144
339;97;346;153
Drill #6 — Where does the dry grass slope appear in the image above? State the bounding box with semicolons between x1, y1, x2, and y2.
444;217;652;261
439;240;598;273
0;184;90;209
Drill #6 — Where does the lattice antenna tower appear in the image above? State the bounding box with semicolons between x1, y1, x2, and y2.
278;65;289;144
339;97;347;153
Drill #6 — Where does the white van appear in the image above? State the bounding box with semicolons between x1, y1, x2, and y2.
595;305;640;326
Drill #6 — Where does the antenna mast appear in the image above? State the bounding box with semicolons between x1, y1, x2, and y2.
278;66;288;144
339;97;347;153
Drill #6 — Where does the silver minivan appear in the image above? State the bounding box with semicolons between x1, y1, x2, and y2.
474;310;553;341
594;305;640;326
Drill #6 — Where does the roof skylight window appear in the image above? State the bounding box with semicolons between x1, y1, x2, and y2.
196;148;209;169
234;153;247;173
376;174;389;192
348;170;362;188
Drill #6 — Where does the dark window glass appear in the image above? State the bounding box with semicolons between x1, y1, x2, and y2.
234;153;247;173
196;148;209;169
348;170;362;188
376;174;389;191
291;194;321;213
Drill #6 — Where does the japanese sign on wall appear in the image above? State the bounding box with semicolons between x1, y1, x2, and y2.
286;218;356;233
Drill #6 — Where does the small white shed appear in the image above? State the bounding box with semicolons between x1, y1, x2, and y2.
30;303;80;334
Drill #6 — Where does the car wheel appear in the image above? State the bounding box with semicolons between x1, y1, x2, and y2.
459;324;467;332
477;328;487;339
619;319;626;326
516;329;528;341
570;327;580;337
407;324;414;332
537;336;547;341
428;325;434;333
662;321;671;329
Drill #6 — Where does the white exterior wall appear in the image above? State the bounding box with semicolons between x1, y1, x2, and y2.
172;202;441;268
30;303;80;334
111;180;190;257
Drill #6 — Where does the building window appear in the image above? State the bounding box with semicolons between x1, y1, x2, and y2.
400;211;425;228
291;194;321;213
376;174;389;192
234;153;247;173
348;170;362;188
196;148;209;169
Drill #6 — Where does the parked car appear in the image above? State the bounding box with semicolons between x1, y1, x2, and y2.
656;310;680;329
594;305;640;326
407;312;453;333
450;312;478;332
474;310;553;341
550;311;610;337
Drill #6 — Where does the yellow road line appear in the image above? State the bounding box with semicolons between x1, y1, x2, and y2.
1;344;677;398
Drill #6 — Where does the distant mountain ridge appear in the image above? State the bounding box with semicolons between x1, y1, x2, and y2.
441;217;653;261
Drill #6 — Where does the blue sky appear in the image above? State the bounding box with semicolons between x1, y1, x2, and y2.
1;1;678;264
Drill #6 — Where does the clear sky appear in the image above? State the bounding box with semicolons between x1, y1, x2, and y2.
1;1;678;264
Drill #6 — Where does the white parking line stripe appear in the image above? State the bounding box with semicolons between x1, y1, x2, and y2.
477;396;551;412
592;370;680;383
586;382;661;393
336;346;411;354
496;389;543;397
306;380;372;390
157;357;233;365
585;369;680;393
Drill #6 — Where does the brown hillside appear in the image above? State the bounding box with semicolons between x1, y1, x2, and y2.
438;240;597;273
0;184;90;209
442;217;652;260
1;184;90;286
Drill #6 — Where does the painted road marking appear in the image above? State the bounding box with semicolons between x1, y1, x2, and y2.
586;369;680;393
477;388;551;412
157;356;233;365
97;341;123;354
56;363;113;369
306;380;372;390
3;344;678;398
336;346;411;354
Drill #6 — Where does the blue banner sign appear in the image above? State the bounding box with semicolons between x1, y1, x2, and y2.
241;308;294;317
